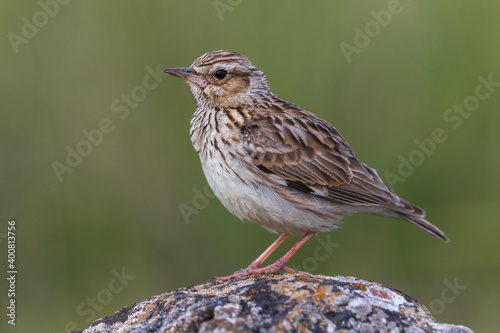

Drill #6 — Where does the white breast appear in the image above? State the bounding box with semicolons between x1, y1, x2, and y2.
191;107;341;235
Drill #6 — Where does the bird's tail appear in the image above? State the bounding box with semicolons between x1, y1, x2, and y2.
398;213;449;244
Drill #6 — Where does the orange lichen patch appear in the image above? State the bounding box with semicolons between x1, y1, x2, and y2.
315;292;326;299
314;285;328;300
369;287;393;301
296;275;310;282
355;282;367;291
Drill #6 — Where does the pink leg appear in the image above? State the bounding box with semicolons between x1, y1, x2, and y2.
263;231;316;274
246;233;289;270
213;231;316;281
212;233;289;281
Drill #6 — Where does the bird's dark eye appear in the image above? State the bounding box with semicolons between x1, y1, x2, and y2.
214;69;228;80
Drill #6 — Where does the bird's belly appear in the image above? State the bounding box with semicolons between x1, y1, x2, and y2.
201;153;339;235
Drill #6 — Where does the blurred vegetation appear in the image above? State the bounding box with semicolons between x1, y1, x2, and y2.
1;1;499;332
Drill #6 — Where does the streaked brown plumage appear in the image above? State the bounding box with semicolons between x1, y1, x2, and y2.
164;50;448;280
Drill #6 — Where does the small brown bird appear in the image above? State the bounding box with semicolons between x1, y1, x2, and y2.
164;50;448;280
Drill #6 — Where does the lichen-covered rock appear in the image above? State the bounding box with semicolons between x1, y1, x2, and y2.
77;274;473;333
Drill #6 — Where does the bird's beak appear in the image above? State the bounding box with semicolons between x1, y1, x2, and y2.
163;67;208;89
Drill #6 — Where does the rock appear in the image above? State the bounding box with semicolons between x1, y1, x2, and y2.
76;274;473;333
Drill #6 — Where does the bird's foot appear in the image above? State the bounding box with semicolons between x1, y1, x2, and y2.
262;259;311;276
208;260;310;282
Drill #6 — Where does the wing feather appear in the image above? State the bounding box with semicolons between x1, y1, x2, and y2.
239;97;407;210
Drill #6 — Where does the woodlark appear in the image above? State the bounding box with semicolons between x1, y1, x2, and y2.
164;50;448;280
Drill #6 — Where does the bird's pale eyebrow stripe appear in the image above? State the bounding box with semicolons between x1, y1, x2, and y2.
194;57;246;67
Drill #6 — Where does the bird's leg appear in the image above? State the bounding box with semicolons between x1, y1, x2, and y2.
211;233;289;281
245;233;290;270
210;232;316;282
262;231;316;274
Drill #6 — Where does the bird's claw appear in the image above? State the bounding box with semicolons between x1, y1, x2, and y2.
208;263;310;282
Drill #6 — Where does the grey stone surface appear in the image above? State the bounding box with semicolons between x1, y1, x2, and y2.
76;274;473;333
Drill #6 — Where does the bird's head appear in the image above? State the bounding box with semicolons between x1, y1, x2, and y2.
164;50;270;108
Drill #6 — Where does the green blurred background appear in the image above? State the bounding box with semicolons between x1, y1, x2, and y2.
1;1;499;332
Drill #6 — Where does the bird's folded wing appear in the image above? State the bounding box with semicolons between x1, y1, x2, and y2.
239;106;417;212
